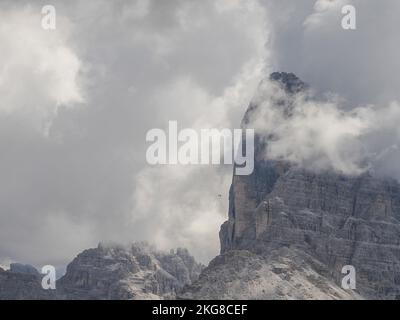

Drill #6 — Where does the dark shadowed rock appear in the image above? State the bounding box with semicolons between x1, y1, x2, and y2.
0;267;55;300
269;72;309;94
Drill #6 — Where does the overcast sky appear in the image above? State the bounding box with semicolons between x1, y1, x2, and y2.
1;0;399;270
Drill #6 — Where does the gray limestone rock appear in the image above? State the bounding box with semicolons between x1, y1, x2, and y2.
180;248;360;300
215;72;400;299
0;243;202;300
0;267;55;300
56;242;203;300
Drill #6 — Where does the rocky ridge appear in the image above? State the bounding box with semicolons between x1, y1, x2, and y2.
0;242;203;300
57;242;203;300
181;248;359;300
0;264;54;300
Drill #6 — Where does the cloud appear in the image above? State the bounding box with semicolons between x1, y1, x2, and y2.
303;0;348;29
265;0;400;107
1;0;400;270
0;0;269;267
0;5;83;133
248;78;400;178
131;56;266;261
132;165;230;263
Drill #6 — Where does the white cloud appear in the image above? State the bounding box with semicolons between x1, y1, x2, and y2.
130;3;269;260
303;0;348;29
0;0;270;266
248;78;400;178
2;0;400;268
0;6;83;132
132;165;230;262
0;258;12;270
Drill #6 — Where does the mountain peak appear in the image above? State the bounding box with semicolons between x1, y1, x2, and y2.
269;72;308;94
9;263;39;276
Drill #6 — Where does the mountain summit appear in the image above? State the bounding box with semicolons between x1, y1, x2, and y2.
269;72;309;94
182;73;400;299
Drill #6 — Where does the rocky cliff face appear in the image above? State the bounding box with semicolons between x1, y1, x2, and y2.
181;248;360;300
213;72;400;299
0;264;55;300
57;242;203;300
0;243;203;300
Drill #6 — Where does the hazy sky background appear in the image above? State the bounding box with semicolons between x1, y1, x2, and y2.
0;0;399;270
